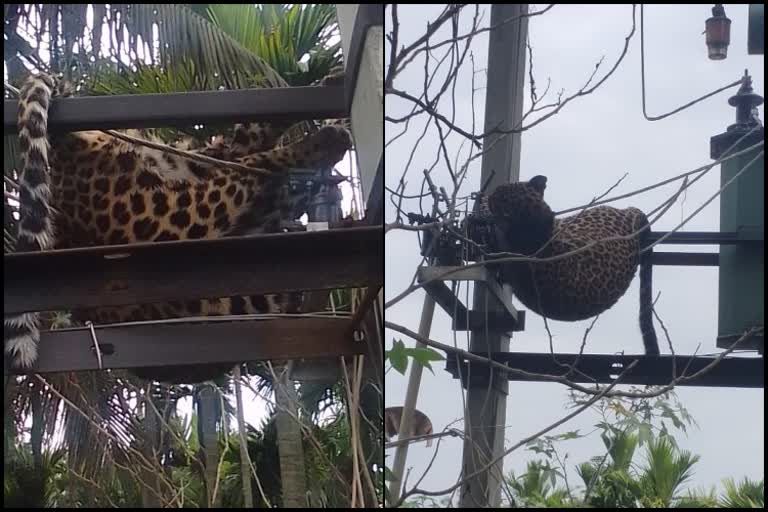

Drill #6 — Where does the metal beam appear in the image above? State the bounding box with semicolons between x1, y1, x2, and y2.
4;318;361;374
446;352;764;388
651;251;718;266
425;280;469;319
337;4;383;227
4;226;382;314
4;86;346;132
341;4;384;110
418;265;522;327
453;310;526;332
365;155;384;225
647;231;763;244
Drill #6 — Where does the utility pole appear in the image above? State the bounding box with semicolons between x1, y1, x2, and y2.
460;4;528;508
388;293;436;499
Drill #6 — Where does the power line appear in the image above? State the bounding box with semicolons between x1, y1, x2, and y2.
640;4;743;122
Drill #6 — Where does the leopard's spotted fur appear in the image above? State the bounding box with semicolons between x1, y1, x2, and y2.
483;175;659;355
4;72;353;381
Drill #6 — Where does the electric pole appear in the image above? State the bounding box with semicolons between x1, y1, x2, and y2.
460;4;528;508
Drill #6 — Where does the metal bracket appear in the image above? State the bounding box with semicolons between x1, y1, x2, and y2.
417;266;524;332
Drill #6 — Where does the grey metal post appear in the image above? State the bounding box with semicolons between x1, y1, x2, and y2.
460;4;528;508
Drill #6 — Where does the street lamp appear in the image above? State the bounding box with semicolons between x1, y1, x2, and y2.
705;4;731;60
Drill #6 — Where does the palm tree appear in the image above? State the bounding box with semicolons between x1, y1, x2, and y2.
717;477;764;508
503;430;762;508
577;432;700;507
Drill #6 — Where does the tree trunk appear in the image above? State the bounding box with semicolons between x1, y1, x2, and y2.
198;385;222;507
234;365;254;507
275;363;308;507
140;398;162;508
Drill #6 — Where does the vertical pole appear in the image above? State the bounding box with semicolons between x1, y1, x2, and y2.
460;5;528;508
387;289;436;499
336;6;385;508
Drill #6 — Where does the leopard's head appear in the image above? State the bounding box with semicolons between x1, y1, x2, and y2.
487;175;555;255
489;175;552;223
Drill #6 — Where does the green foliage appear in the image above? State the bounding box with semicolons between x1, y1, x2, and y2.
386;338;445;375
397;494;454;508
719;477;765;508
3;442;143;508
200;4;342;86
218;410;356;508
4;444;65;508
493;390;762;508
508;460;572;508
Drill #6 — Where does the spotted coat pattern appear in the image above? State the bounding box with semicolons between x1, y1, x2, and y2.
4;72;353;381
483;175;659;355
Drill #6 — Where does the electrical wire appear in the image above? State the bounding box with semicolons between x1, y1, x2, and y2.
640;4;743;122
50;311;353;332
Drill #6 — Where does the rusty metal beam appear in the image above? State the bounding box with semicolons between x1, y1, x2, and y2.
4;226;382;314
4;318;361;375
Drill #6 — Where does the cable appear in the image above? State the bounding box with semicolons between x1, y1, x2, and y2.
640;4;743;122
53;311;353;332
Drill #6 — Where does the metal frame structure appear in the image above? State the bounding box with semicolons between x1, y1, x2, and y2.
337;4;385;390
388;6;761;508
422;230;765;388
5;318;363;375
5;227;381;314
446;352;764;388
3;85;346;133
3;5;384;377
436;332;763;389
337;5;384;226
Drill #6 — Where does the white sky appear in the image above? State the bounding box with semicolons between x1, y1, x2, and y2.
9;5;361;437
385;4;764;499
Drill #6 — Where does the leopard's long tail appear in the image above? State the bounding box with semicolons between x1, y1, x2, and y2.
638;214;660;355
4;73;57;368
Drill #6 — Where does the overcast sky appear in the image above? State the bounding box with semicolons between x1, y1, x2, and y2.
385;4;764;499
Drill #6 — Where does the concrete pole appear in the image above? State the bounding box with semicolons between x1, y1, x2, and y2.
460;5;528;508
387;293;436;499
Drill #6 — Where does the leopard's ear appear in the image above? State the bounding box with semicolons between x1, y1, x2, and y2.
529;175;547;194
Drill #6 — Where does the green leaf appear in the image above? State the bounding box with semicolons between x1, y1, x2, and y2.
404;346;444;373
560;430;582;440
386;339;409;374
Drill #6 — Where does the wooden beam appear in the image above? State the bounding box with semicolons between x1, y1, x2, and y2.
4;318;361;374
4;85;346;132
4;226;382;314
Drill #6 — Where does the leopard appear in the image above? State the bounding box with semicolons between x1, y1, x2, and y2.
4;71;354;382
479;175;660;355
